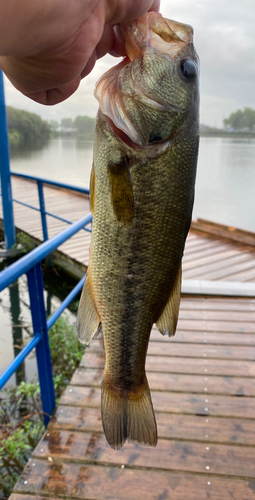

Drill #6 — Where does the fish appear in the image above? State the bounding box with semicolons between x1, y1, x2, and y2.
77;12;199;450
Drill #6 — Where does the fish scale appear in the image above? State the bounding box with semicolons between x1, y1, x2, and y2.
77;12;199;450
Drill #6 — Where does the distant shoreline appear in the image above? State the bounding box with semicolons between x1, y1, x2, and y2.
200;131;255;138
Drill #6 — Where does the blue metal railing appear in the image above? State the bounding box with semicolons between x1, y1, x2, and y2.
0;72;15;249
0;212;92;425
0;70;93;427
9;172;91;240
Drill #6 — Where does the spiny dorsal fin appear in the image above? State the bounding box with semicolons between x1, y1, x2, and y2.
156;265;182;337
108;156;134;225
77;275;101;345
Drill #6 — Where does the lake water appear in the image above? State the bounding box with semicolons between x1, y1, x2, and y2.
10;135;255;233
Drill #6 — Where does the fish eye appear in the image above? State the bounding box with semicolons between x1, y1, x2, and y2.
179;59;197;80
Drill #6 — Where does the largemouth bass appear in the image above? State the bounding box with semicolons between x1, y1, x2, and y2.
78;12;199;450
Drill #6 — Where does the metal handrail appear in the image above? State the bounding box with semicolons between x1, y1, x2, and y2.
0;212;92;425
6;172;91;241
11;172;90;195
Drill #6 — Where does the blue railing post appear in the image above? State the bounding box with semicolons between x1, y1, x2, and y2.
37;181;48;241
0;70;16;249
27;263;55;426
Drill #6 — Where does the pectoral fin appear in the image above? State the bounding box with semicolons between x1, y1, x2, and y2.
156;265;182;337
108;156;134;225
77;275;101;345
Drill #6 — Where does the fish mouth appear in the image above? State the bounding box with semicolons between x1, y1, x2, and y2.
119;12;194;62
104;113;169;152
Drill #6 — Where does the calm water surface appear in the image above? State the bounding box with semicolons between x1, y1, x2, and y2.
11;136;255;232
2;135;255;381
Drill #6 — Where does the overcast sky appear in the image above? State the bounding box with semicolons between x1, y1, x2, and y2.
3;0;255;127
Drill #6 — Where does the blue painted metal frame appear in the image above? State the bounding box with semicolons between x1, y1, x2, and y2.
12;172;89;195
0;212;92;425
37;182;49;241
0;70;16;249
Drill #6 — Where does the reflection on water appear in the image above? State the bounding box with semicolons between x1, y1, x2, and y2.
10;136;255;232
11;137;94;188
193;137;255;232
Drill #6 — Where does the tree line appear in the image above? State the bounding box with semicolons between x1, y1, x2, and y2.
50;115;95;139
7;106;51;152
224;107;255;132
6;107;96;153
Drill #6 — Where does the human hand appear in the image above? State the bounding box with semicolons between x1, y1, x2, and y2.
0;0;160;105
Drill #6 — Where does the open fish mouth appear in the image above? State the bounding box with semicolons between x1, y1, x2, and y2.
120;12;194;61
95;13;199;152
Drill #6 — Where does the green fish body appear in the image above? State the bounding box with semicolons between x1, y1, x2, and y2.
78;13;200;450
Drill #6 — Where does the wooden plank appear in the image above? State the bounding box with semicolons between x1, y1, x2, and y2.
182;252;254;279
50;405;255;445
33;429;255;479
191;218;255;247
178;308;255;323
183;243;235;262
184;239;222;254
191;260;255;281
227;267;255;282
88;339;255;361
70;367;255;396
59;385;255;418
176;317;255;332
11;460;255;500
179;297;255;312
150;330;255;346
81;351;255;377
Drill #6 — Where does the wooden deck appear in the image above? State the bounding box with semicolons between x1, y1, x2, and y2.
9;296;255;500
3;176;255;499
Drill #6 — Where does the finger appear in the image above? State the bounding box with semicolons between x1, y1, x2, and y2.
108;1;161;58
96;24;114;60
108;25;126;57
148;0;160;13
106;0;160;24
24;75;81;105
80;49;97;79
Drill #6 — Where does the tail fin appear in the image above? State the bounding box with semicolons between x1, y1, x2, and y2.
101;377;157;450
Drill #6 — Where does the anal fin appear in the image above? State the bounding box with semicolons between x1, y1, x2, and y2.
156;265;182;337
77;275;101;345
